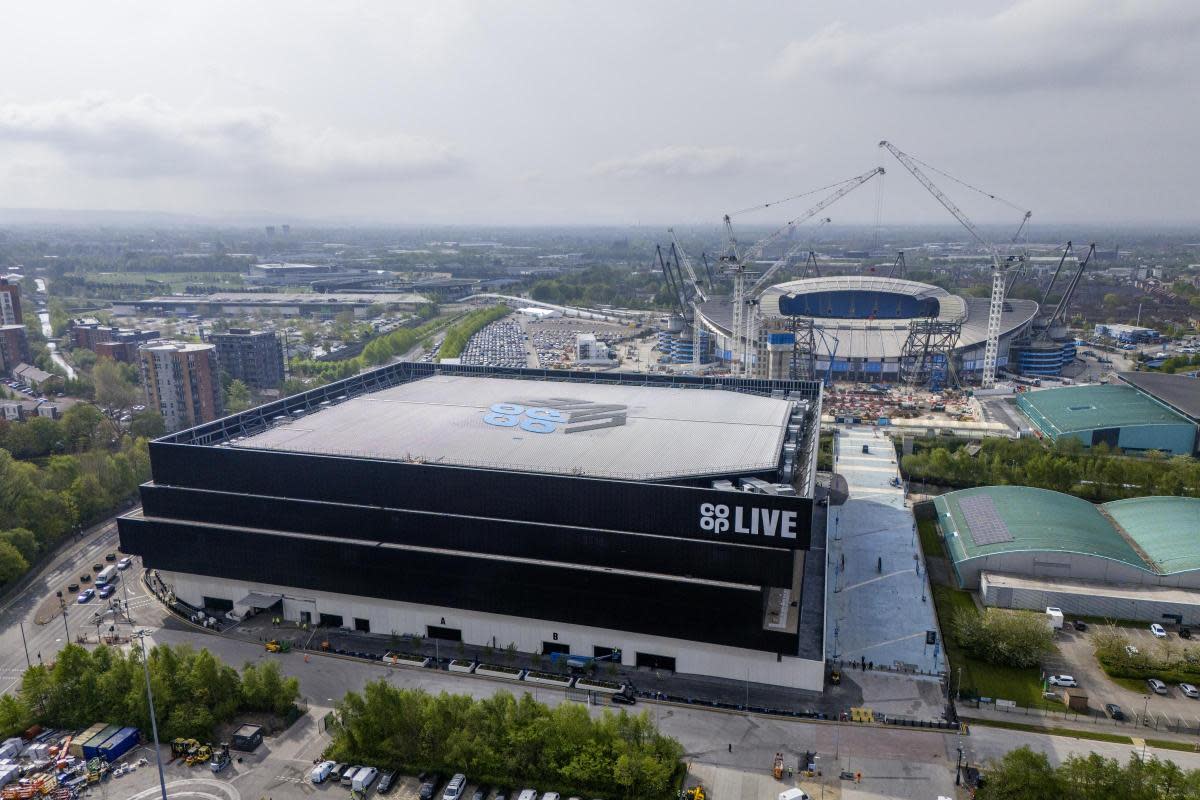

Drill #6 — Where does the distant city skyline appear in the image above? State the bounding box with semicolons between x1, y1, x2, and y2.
0;1;1197;226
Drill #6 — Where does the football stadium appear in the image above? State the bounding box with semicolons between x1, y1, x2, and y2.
697;275;1044;381
118;363;829;689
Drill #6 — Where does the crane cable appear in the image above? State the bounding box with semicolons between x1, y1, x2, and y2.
871;170;886;251
905;150;1028;215
727;176;860;218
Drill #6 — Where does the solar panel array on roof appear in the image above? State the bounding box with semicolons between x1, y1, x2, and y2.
959;494;1014;546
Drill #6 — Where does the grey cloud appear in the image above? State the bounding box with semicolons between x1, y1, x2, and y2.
0;95;462;184
772;0;1200;94
591;145;795;179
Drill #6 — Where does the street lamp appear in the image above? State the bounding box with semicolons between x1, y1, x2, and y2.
133;630;169;800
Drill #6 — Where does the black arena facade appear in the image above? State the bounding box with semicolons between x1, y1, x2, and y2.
118;363;826;689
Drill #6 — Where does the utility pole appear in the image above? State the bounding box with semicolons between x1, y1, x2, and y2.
18;622;30;668
58;595;69;641
134;630;169;800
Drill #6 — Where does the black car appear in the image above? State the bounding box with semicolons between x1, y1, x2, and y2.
80;574;91;583
105;553;117;562
1072;620;1088;631
67;582;80;593
92;563;103;572
328;763;347;781
611;692;636;705
418;773;441;800
376;770;397;794
1104;703;1125;721
471;786;490;800
1182;628;1193;640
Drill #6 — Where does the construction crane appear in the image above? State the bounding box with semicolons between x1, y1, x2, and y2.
668;228;709;368
879;141;1029;389
1040;243;1094;338
721;167;885;376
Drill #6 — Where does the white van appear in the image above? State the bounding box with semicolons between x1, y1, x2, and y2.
309;761;335;784
353;767;378;792
442;774;467;800
517;791;539;800
341;766;361;786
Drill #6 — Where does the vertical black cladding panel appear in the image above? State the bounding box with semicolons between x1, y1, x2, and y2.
148;443;813;550
119;516;799;654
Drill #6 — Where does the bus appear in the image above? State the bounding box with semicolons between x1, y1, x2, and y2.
96;565;118;586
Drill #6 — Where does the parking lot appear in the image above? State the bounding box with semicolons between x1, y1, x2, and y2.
1042;622;1200;731
459;319;531;367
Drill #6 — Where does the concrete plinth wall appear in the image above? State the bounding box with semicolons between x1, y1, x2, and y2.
162;571;826;691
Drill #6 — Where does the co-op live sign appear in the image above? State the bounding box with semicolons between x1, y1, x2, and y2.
700;502;798;540
482;398;628;434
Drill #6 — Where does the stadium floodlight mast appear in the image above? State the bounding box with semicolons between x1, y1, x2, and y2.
132;629;169;800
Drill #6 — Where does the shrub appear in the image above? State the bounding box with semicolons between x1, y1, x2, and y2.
951;608;1054;668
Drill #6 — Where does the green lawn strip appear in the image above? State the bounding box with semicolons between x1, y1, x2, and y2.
963;716;1133;744
1112;677;1149;693
930;585;1058;710
917;518;945;558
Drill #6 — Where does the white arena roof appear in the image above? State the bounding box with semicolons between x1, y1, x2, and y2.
232;374;793;480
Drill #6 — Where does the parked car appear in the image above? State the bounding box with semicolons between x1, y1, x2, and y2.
540;793;561;800
309;761;335;784
98;584;115;599
611;692;636;705
1072;620;1088;631
80;574;91;583
341;766;361;786
517;791;539;800
442;774;467;800
1048;675;1078;688
105;553;117;562
1126;644;1140;656
1150;623;1168;638
67;582;80;593
1181;628;1193;640
1104;703;1125;720
77;589;95;604
377;770;398;794
1181;683;1199;699
471;786;491;800
117;557;133;570
1148;678;1168;695
493;790;510;800
419;774;442;800
92;563;103;572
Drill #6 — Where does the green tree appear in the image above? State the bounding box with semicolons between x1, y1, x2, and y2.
224;379;253;414
1;528;40;563
951;608;1054;668
93;357;139;410
976;746;1064;800
130;410;166;439
0;540;29;586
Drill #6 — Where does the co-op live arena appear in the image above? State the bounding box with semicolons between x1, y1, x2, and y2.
118;363;827;689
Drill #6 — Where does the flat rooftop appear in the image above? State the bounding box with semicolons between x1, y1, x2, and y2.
1018;383;1193;434
1118;371;1200;421
232;374;793;480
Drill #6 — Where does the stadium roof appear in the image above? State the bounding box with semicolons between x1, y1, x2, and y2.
231;374;794;480
937;486;1200;575
1117;372;1200;421
698;275;1036;360
1018;384;1193;435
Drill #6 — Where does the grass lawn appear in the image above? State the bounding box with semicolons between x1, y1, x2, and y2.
931;584;1058;709
1146;738;1200;753
917;518;945;558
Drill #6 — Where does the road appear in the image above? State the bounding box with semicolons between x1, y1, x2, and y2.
0;516;165;695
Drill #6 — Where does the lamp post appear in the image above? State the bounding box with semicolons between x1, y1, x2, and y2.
18;622;30;668
133;630;169;800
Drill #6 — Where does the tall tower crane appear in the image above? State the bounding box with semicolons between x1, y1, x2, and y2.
668;228;709;368
878;141;1029;389
721;167;885;376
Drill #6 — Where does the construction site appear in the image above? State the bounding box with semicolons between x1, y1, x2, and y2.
653;141;1095;395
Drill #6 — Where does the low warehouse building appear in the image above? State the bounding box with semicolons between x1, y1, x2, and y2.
1017;383;1197;455
935;487;1200;622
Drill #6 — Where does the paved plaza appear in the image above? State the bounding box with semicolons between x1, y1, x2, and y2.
826;426;945;675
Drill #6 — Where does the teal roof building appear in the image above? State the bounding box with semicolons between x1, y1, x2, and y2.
935;486;1200;590
1016;384;1197;455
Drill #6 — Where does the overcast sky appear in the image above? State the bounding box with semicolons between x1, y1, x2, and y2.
0;1;1196;226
